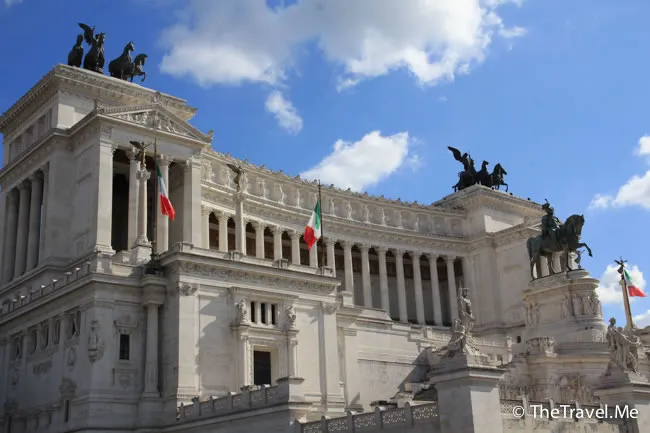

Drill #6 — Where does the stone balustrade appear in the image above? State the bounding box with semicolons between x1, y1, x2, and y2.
176;383;287;422
299;402;438;433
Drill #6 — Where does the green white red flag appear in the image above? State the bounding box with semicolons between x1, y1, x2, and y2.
624;269;646;297
303;200;321;250
157;162;175;221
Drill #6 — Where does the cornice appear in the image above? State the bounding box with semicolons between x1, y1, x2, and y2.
492;224;540;247
0;64;197;134
200;151;466;217
434;185;544;217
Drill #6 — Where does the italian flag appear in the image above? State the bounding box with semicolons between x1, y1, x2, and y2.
624;269;646;297
157;162;175;221
303;200;321;250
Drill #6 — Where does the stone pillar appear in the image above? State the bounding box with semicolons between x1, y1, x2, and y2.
240;335;251;386
412;252;425;325
217;213;228;252
135;168;151;246
254;302;262;325
127;149;140;250
253;222;265;259
93;142;116;253
38;164;49;262
395;249;408;322
272;227;283;260
360;245;372;308
234;199;246;254
183;157;202;246
446;256;458;321
1;190;18;283
309;242;318;268
427;254;443;326
201;206;210;249
290;231;300;264
288;339;298;377
143;303;160;395
156;155;171;253
342;241;354;293
377;247;389;312
430;355;505;433
26;172;44;271
14;180;31;277
325;238;336;277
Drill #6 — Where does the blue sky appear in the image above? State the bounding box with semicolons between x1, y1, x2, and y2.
1;0;648;326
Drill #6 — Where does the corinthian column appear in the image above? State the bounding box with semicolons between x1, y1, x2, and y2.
135;168;151;246
253;222;265;259
127;149;140;250
14;180;31;277
360;244;372;307
325;237;336;277
411;252;425;325
395;249;407;322
272;226;283;260
2;190;19;283
290;231;300;264
26;172;44;271
342;241;354;293
427;254;442;325
217;213;228;252
377;247;389;312
446;256;458;321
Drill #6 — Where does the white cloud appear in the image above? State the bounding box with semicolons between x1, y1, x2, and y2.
300;131;414;191
159;0;525;89
638;135;650;156
265;90;303;134
634;310;650;328
589;136;650;210
597;264;646;305
4;0;23;6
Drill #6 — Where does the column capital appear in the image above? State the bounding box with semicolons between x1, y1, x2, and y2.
136;168;151;181
184;157;201;171
201;205;212;217
157;154;173;167
444;255;456;263
359;244;371;252
28;171;43;184
288;230;301;240
341;240;354;249
127;146;140;161
425;253;439;262
250;221;263;231
393;248;405;256
215;211;230;222
18;179;30;192
410;251;422;261
41;162;50;177
100;141;118;154
270;225;284;235
323;236;337;246
376;246;388;255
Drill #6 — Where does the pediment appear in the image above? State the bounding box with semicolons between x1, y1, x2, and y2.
99;104;212;143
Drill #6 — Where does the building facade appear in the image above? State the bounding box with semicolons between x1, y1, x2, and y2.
0;65;648;433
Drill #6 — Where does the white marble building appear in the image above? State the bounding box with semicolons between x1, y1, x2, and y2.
0;65;648;433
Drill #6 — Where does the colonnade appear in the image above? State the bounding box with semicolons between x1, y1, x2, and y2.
1;168;46;284
204;210;470;326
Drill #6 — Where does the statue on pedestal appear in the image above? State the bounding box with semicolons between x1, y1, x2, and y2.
441;288;479;357
605;317;642;375
448;147;509;192
526;200;593;279
78;23;106;73
236;300;249;325
109;41;148;82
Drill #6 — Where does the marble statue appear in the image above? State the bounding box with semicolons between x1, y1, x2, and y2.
441;288;478;357
605;317;642;375
236;300;249;325
285;304;296;330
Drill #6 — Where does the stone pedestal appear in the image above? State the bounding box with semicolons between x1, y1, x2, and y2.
523;270;606;345
428;353;505;433
593;369;650;433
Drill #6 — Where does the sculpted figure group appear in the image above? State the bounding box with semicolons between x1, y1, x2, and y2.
605;317;642;375
447;146;508;192
67;23;148;82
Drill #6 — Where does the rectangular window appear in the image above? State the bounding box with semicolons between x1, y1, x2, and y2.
119;334;130;360
53;319;61;345
260;303;267;324
250;302;256;323
41;323;50;349
271;304;277;325
63;400;70;422
253;350;272;386
29;329;38;354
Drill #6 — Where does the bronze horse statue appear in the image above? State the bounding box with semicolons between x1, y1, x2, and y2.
488;163;508;192
79;23;105;73
123;54;148;82
67;34;84;67
526;214;593;280
109;41;135;79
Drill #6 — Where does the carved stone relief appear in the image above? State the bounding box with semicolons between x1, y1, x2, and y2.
33;359;53;375
66;346;77;371
87;320;105;363
114;314;139;335
177;283;198;296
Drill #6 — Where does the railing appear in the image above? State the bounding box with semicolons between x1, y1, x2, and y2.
299;402;438;433
177;384;287;422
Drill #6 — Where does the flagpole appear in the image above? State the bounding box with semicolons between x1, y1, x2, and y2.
318;180;325;277
616;257;634;329
151;136;159;262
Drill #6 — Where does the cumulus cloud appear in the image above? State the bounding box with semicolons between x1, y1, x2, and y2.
265;90;303;134
589;136;650;210
634;310;650;328
159;0;525;89
597;264;646;305
300;131;414;191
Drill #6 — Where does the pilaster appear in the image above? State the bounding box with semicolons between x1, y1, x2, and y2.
127;148;140;250
91;140;117;254
183;157;202;246
377;247;389;312
360;245;372;308
395;249;407;322
14;180;31;277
